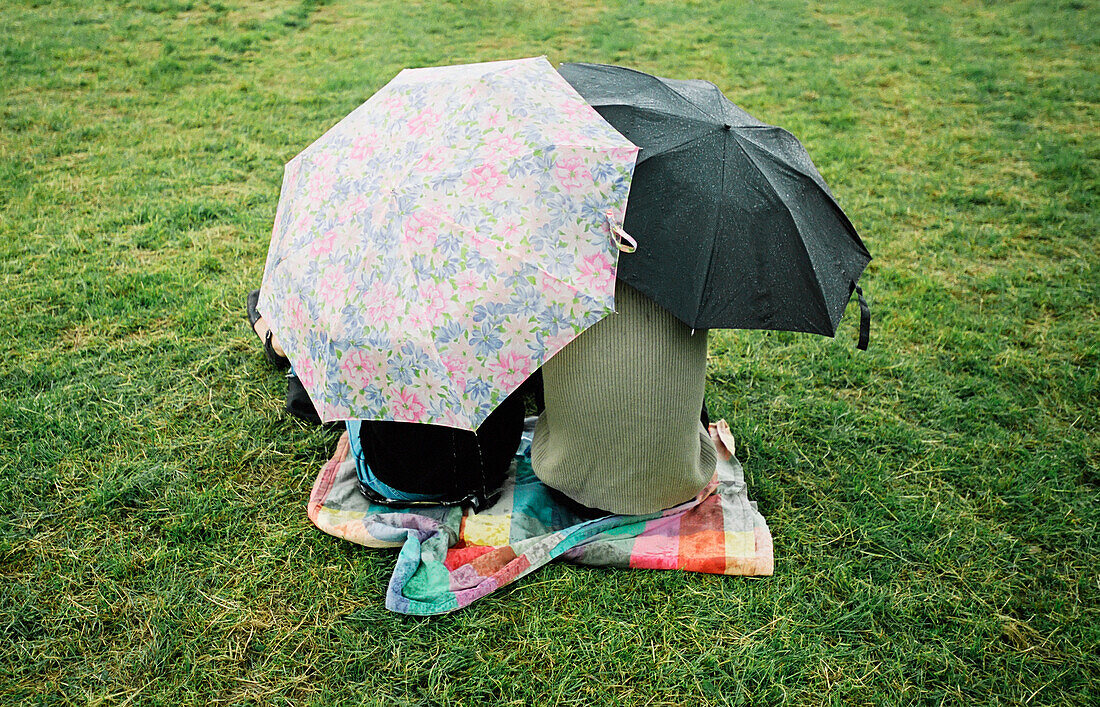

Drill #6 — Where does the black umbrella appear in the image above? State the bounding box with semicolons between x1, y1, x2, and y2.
559;62;871;348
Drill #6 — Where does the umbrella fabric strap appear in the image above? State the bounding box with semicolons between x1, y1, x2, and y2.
855;285;870;351
605;212;637;253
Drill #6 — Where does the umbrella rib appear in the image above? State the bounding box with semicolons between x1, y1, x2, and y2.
694;130;732;329
666;83;725;125
384;65;504;200
553;138;642;152
531;262;588;299
427;206;599;357
391;211;465;415
585;103;721;165
637;128;727;164
730;126;866;248
592;100;719;127
734;126;831;189
725;135;834;330
566;62;719;122
428;206;594;300
733;128;868;255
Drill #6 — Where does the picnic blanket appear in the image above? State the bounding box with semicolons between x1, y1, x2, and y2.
308;418;773;615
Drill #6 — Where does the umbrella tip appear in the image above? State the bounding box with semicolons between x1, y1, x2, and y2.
723;124;732;131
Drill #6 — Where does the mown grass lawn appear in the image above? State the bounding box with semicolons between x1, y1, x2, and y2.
1;0;1096;704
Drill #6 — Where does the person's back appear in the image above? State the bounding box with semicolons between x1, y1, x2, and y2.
531;281;717;515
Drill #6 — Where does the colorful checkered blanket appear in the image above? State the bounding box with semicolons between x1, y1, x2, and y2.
307;419;773;615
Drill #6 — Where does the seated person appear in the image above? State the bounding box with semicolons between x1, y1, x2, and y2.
347;387;526;508
531;281;717;516
248;289;529;508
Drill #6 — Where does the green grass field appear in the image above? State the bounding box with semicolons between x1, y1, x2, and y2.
2;0;1097;704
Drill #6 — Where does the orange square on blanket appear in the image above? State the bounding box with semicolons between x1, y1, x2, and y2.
678;496;727;573
679;530;726;573
471;546;517;575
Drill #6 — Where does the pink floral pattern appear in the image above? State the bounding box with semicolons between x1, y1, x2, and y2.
391;388;426;422
295;358;317;389
316;267;349;306
342;350;384;388
349;133;379;161
258;57;638;429
403;211;440;248
555;157;592;192
488;349;533;390
407;108;441;137
485;134;525;157
454;270;481;296
577;252;614;291
464;164;507;199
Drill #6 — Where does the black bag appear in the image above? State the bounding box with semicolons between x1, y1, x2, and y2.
352;386;526;509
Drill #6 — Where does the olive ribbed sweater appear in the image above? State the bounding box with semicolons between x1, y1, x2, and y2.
532;281;717;515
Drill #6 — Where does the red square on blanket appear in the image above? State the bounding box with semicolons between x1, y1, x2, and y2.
445;544;496;571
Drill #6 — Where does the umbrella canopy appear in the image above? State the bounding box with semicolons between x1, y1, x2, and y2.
259;57;638;430
558;62;871;344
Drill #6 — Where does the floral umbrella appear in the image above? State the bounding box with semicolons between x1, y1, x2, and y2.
258;57;638;430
